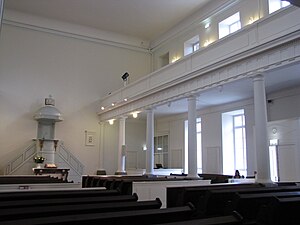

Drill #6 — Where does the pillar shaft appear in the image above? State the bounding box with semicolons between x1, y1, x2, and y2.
117;116;126;174
253;74;272;183
146;109;154;175
187;96;198;178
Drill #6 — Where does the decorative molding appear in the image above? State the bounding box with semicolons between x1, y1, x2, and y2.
99;38;300;121
3;9;150;53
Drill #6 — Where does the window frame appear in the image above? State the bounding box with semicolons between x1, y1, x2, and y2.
218;12;241;39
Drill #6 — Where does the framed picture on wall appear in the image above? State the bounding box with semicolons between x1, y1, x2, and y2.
85;131;96;146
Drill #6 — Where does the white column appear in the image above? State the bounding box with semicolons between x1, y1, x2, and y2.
146;108;154;175
99;122;105;171
253;74;272;183
116;116;127;174
187;96;199;178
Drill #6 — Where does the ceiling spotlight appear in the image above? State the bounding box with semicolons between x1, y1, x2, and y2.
111;103;115;106
205;23;210;29
124;98;128;102
122;72;129;81
101;106;105;110
122;72;129;86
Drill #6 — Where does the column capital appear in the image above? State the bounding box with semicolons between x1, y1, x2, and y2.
98;121;105;126
145;107;155;112
187;95;197;101
249;72;265;81
118;115;128;120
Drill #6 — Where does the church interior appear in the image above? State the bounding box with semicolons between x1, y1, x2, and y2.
0;0;300;224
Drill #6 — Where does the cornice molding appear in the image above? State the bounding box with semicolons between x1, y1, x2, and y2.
3;9;150;53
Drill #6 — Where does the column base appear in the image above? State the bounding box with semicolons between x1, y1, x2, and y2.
186;174;200;179
115;171;127;175
143;174;157;178
255;178;274;185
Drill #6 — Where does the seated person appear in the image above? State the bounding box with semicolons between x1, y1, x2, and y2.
233;170;244;178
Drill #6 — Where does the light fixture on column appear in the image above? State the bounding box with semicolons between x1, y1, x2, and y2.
108;119;115;125
132;111;140;118
203;40;211;47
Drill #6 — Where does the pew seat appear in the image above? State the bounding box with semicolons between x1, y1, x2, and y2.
203;185;300;217
0;193;138;209
232;191;300;221
0;198;162;221
153;212;243;225
0;204;195;225
0;188;120;201
257;196;300;225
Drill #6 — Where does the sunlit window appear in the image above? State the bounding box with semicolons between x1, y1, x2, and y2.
269;0;290;14
219;12;241;39
222;109;247;177
184;36;200;56
193;42;200;52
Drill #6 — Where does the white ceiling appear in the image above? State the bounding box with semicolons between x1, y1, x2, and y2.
4;0;210;41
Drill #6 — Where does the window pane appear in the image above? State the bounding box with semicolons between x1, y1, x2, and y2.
282;1;290;7
193;42;200;52
197;131;202;172
219;12;240;39
269;0;290;14
229;21;241;33
197;122;201;132
234;115;242;126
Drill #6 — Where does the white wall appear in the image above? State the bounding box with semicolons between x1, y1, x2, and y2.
267;118;300;181
0;23;151;174
125;119;146;170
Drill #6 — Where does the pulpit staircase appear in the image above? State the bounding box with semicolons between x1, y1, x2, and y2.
5;140;84;183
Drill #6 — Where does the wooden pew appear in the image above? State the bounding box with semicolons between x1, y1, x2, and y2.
203;185;300;217
0;198;162;221
0;204;195;225
0;193;138;209
257;196;300;225
0;175;66;184
232;191;300;222
198;174;233;184
0;188;120;201
152;212;243;225
167;183;261;207
82;175;200;195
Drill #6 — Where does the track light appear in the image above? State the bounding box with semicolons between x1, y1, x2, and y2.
122;72;129;81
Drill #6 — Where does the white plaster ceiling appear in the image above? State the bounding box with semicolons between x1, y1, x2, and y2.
4;0;210;41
